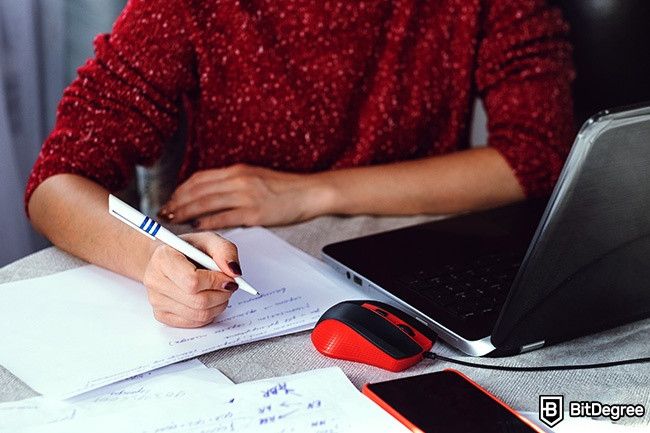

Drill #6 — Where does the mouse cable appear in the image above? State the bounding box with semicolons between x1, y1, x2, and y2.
423;352;650;372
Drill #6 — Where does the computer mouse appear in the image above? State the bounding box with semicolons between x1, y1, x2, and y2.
311;300;437;372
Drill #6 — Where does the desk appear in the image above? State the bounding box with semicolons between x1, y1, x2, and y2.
1;215;649;426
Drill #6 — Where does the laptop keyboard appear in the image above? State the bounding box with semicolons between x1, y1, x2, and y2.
397;253;521;321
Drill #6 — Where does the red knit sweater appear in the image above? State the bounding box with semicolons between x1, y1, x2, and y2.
26;0;574;207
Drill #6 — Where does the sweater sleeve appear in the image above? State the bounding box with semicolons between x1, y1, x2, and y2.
476;0;575;197
25;0;196;212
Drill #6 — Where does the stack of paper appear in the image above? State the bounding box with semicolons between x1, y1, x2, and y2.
19;367;409;433
2;360;408;433
0;360;232;432
0;228;369;398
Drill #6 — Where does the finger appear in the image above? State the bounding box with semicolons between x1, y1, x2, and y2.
172;192;249;223
167;180;239;217
172;169;231;200
155;246;203;294
167;165;251;208
182;232;243;278
159;250;238;296
150;274;235;310
150;291;229;324
194;268;239;292
194;208;257;231
153;310;213;328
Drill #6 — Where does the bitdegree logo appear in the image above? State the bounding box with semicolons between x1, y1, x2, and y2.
539;396;564;428
569;401;645;421
539;395;646;427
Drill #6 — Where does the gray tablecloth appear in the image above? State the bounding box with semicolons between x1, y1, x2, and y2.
1;215;649;427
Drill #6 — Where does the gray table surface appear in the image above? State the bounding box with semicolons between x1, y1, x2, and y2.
1;215;649;427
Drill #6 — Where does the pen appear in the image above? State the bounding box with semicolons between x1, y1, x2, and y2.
108;194;259;296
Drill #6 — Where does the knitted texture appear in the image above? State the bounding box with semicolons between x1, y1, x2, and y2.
26;0;574;208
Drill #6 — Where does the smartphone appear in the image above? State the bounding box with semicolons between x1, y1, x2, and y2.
362;369;543;433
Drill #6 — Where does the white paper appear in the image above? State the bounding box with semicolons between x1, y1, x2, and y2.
0;398;74;432
24;367;410;433
66;361;233;416
0;228;366;398
0;360;233;432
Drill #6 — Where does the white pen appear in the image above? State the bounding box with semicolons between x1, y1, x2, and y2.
108;194;259;296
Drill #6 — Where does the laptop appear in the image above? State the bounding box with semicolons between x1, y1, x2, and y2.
322;105;650;357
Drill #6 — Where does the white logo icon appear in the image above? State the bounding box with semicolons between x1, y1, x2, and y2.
539;395;564;428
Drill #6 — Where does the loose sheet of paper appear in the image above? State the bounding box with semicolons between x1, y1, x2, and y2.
0;228;367;398
24;367;410;433
0;359;233;432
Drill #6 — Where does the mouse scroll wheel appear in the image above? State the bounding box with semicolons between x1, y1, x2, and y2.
397;324;415;337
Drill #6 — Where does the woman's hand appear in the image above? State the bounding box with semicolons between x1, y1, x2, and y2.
143;232;242;328
158;164;334;229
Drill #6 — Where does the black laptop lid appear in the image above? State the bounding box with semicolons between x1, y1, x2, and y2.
492;107;650;351
322;201;545;341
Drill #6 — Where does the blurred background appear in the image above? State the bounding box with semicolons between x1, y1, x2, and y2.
0;0;126;266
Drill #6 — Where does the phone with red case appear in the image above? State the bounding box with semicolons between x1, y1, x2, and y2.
362;369;544;433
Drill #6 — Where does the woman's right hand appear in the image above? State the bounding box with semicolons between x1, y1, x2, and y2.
142;232;242;328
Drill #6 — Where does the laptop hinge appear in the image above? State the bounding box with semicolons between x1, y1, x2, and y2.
520;340;545;353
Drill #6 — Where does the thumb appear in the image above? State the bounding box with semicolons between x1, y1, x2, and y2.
181;232;242;278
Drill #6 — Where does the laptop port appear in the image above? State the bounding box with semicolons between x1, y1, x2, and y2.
353;275;362;286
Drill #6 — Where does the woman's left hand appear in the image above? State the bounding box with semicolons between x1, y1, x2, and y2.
159;164;333;229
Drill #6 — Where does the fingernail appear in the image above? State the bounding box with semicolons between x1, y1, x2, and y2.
167;212;175;221
223;282;239;292
191;220;200;228
228;261;242;275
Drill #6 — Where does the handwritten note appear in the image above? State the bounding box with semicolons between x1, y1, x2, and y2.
0;228;367;398
66;359;233;415
0;360;233;432
23;368;410;433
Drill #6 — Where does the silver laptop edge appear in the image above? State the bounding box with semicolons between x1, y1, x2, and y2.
321;105;650;357
321;253;497;356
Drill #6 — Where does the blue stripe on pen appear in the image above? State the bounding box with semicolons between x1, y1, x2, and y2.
145;219;156;233
139;217;150;230
151;223;161;237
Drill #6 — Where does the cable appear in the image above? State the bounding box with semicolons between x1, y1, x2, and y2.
423;352;650;372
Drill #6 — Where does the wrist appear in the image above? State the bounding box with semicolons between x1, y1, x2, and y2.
301;172;340;219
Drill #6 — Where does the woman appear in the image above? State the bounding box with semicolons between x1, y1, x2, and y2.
26;0;574;328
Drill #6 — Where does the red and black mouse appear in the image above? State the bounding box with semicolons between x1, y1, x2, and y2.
311;300;437;372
